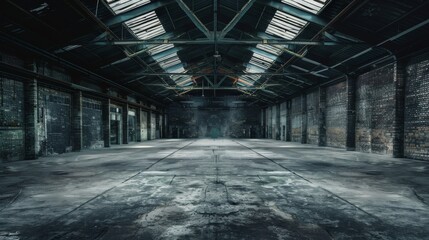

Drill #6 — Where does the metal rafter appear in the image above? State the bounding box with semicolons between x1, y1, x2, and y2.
175;0;211;38
219;0;257;38
91;39;351;45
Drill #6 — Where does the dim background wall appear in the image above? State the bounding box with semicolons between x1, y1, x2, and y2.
168;103;261;138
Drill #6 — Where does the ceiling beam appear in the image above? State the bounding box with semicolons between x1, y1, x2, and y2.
218;0;257;38
91;39;353;46
175;0;211;38
124;72;318;76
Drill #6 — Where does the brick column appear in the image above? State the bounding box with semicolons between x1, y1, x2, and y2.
276;104;281;140
24;79;38;159
262;108;266;138
136;107;142;142
318;87;327;146
72;90;82;151
393;60;405;158
346;76;356;151
147;111;152;140
122;103;129;144
163;112;167;139
102;98;110;148
286;100;292;141
301;93;307;144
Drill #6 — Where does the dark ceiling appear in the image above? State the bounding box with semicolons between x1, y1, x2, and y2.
1;0;428;106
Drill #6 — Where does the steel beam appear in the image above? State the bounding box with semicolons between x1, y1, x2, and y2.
219;0;257;38
175;0;211;38
91;39;350;46
105;0;174;27
166;86;270;90
124;72;315;76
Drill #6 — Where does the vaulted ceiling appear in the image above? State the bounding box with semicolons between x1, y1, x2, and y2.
1;0;428;105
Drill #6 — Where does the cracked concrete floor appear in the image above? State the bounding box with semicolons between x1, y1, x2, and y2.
0;139;428;239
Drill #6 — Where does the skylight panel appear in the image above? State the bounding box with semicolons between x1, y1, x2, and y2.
166;65;185;73
267;11;307;40
176;77;192;86
256;44;283;56
125;12;166;40
252;53;275;64
237;78;254;86
155;52;178;62
245;64;265;73
107;0;151;14
159;56;182;69
247;74;260;80
281;0;326;14
148;44;174;55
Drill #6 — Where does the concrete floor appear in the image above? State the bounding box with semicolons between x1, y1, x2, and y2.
0;139;428;240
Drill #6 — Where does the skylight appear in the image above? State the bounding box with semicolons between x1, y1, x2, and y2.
106;0;188;86
243;0;327;85
107;0;151;14
281;0;326;14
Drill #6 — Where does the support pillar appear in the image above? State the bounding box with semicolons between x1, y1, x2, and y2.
393;60;405;158
276;104;281;140
261;108;266;138
24;79;38;159
136;107;142;142
301;93;307;144
286;100;292;141
122;103;129;144
163;112;167;139
102;98;111;148
346;76;356;151
72;90;82;151
318;87;327;146
147;111;152;140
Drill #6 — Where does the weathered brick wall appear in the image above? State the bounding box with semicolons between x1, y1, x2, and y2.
82;97;103;149
306;90;319;145
356;64;395;154
0;78;24;161
405;55;429;160
291;95;302;142
38;87;72;155
326;81;347;148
